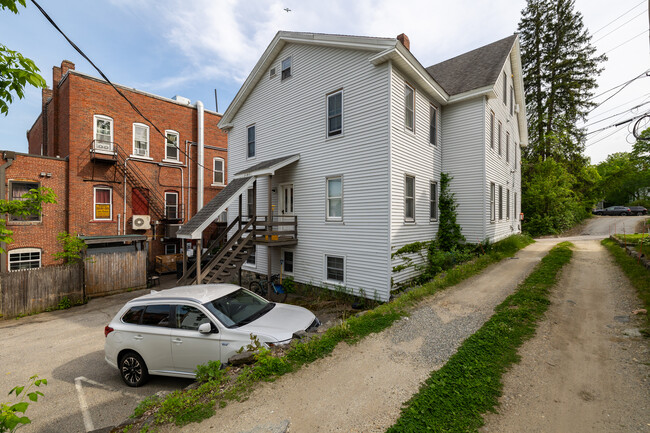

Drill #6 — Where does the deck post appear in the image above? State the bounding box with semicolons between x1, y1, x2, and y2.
182;239;187;277
267;174;273;298
196;238;202;285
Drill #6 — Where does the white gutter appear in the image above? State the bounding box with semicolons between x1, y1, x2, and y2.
196;100;205;211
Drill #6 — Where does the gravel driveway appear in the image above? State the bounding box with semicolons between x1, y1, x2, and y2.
165;242;556;433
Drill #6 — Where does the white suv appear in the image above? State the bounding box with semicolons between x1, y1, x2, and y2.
104;284;319;386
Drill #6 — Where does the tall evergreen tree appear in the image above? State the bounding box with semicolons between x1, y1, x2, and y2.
518;0;606;164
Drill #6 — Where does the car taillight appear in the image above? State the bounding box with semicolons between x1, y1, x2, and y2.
104;326;114;337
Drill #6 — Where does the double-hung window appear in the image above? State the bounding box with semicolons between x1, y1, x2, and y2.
490;111;495;149
281;57;292;80
213;157;224;185
405;175;415;221
326;177;342;221
506;189;510;220
165;130;179;162
93;115;113;152
247;125;256;158
497;121;502;156
499;185;503;220
404;84;414;131
430;181;438;220
510;86;514;115
133;123;149;157
326;255;344;283
9;181;40;222
247;188;255;218
94;186;112;220
506;132;510;162
327;90;343;137
283;250;294;273
502;72;507;105
429;105;438;145
490;182;496;222
165;191;179;220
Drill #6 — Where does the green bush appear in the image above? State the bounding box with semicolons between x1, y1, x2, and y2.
0;375;47;433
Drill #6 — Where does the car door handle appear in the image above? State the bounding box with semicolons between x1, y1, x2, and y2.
172;338;183;344
133;335;143;341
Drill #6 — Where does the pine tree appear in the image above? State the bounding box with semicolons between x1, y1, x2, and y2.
518;0;606;163
435;173;464;251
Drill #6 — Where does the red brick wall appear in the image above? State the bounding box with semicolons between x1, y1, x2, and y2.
4;154;68;267
20;66;229;268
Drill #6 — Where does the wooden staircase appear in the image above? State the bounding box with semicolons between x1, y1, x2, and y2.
177;216;256;286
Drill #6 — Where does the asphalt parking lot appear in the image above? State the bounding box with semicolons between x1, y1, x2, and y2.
0;275;190;433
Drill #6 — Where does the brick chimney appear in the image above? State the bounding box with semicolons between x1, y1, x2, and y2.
52;60;75;87
397;33;410;51
42;88;53;106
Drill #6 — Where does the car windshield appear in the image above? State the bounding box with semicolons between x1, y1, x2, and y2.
204;289;274;328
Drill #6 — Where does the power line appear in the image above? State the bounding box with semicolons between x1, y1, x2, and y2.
589;70;650;100
588;69;649;114
602;29;649;56
592;0;646;35
30;0;217;174
588;93;650;119
585;126;625;148
585;112;649;135
583;100;650;128
593;9;647;43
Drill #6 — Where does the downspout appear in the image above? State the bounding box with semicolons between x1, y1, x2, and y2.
196;101;205;212
185;140;192;219
0;151;15;272
123;157;132;235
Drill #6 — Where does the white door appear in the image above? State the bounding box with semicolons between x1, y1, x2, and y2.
280;184;294;216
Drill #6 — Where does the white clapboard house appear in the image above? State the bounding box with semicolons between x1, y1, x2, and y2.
176;32;527;301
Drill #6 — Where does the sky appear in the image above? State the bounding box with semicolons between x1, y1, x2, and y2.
0;0;648;164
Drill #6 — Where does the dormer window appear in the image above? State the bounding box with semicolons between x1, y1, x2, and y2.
281;57;292;80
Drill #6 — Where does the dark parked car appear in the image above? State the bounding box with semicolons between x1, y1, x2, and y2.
629;206;648;216
592;206;632;216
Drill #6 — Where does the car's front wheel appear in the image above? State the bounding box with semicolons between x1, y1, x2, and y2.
620;212;628;216
119;351;149;387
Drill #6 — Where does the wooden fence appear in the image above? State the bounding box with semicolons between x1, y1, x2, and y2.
0;263;84;318
84;250;147;298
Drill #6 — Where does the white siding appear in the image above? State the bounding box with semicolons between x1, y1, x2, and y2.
441;97;486;243
485;52;522;242
228;43;393;301
389;66;443;286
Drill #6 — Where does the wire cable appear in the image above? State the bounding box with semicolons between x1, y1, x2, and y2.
589;70;650;100
602;29;649;56
583;101;650;128
592;0;646;36
593;9;647;43
588;69;649;114
30;0;218;174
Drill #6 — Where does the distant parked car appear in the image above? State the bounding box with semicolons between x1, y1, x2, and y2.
593;206;632;216
629;206;648;216
104;284;320;386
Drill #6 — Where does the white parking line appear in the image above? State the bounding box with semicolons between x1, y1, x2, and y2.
74;376;142;432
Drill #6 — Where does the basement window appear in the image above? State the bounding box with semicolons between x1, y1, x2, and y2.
325;255;344;283
9;248;41;271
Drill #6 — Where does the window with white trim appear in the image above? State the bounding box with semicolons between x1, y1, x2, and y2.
404;84;414;131
490;111;495;149
502;72;507;105
133;123;149;157
9;180;40;222
247;125;256;158
327;90;343;137
506;132;510;162
326;177;342;220
247;246;256;265
281;57;292;80
510;86;514;115
499;185;503;220
430;181;438;220
165;130;179;161
429;105;438;145
498;121;502;156
94;186;112;220
490;182;496;222
247;188;255;218
165;191;179;220
325;255;344;283
93;115;113;152
283;250;294;274
165;244;177;255
213;157;224;185
506;189;510;220
514;192;518;221
405;175;415;221
9;248;41;271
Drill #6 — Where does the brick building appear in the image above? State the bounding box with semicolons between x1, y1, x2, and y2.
1;60;227;272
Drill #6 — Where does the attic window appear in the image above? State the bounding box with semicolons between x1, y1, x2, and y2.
269;67;276;78
281;57;292;80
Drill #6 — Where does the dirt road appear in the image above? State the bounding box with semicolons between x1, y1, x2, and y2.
481;238;649;432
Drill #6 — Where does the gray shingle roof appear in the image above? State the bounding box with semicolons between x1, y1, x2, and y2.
234;154;300;178
425;35;517;96
176;177;254;239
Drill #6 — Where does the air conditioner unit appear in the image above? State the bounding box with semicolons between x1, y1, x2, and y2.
132;215;151;230
514;103;520;113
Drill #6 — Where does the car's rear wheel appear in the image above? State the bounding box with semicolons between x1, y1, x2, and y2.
620;212;628;216
637;212;644;216
119;351;149;387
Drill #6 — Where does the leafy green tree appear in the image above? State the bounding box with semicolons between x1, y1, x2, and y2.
435;173;464;251
0;187;57;252
597;152;650;205
631;127;650;168
518;0;605;162
53;232;87;264
0;0;47;115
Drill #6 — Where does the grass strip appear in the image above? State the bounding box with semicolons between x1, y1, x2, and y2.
601;238;650;330
386;241;573;433
128;235;534;429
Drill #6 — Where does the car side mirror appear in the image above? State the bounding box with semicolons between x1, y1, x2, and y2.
198;323;212;334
